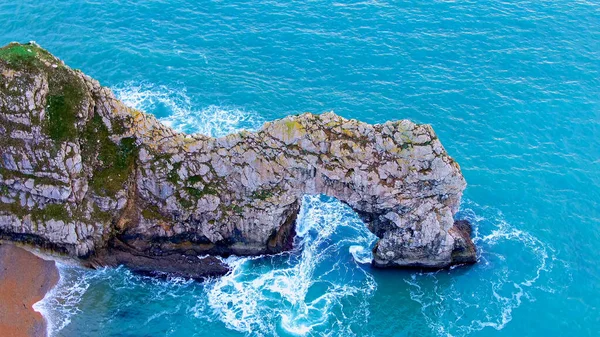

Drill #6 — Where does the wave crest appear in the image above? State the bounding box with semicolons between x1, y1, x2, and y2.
33;264;97;336
113;82;264;137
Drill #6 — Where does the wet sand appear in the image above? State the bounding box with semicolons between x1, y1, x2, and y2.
0;243;59;337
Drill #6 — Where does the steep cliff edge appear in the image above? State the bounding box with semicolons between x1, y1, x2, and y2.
0;42;476;278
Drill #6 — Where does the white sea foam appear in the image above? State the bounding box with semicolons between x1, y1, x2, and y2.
113;82;264;137
349;245;373;264
33;264;100;337
203;195;378;336
34;263;207;336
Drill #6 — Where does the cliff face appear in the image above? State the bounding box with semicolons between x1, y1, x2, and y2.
0;42;476;278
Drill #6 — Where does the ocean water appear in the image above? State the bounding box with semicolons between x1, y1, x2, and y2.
2;0;599;336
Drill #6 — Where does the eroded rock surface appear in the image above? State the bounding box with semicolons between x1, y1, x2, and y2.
0;42;476;278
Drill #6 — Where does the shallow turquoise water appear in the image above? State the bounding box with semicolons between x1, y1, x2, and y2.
3;0;600;336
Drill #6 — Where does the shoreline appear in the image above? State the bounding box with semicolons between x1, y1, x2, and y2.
0;243;59;337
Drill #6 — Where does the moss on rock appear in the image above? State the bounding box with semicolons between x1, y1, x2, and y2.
0;199;70;222
0;43;51;71
84;113;139;196
252;189;274;201
46;93;78;141
166;162;182;185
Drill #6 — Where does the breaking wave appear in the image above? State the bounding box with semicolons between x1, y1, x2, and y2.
203;195;378;336
33;264;97;336
113;82;264;137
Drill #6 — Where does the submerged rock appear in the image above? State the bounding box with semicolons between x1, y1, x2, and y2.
0;42;476;278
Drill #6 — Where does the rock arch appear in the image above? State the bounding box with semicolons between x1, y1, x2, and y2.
0;43;475;278
122;112;475;269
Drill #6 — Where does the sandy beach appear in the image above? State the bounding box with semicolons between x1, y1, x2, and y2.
0;243;59;337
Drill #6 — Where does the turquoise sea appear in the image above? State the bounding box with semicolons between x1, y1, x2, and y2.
2;1;599;336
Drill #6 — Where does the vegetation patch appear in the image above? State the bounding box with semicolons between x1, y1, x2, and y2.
0;44;39;69
184;187;203;199
167;162;182;184
111;116;130;135
252;189;274;201
0;167;63;187
84;113;138;196
187;175;203;184
180;184;218;204
176;179;220;208
0;43;60;72
0;199;70;222
0;200;26;217
224;204;243;215
46;93;78;141
45;65;87;143
232;204;244;215
201;183;219;195
35;203;70;221
177;192;194;209
90;203;114;224
141;204;169;222
0;44;85;143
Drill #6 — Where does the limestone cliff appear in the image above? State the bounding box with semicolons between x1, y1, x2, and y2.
0;42;476;278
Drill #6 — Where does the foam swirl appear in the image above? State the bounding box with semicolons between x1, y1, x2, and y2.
113;82;264;137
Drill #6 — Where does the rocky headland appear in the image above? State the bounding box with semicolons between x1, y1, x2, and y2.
0;42;476;278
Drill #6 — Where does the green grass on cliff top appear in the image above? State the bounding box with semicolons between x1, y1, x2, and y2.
0;42;57;70
0;44;36;65
0;43;86;142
